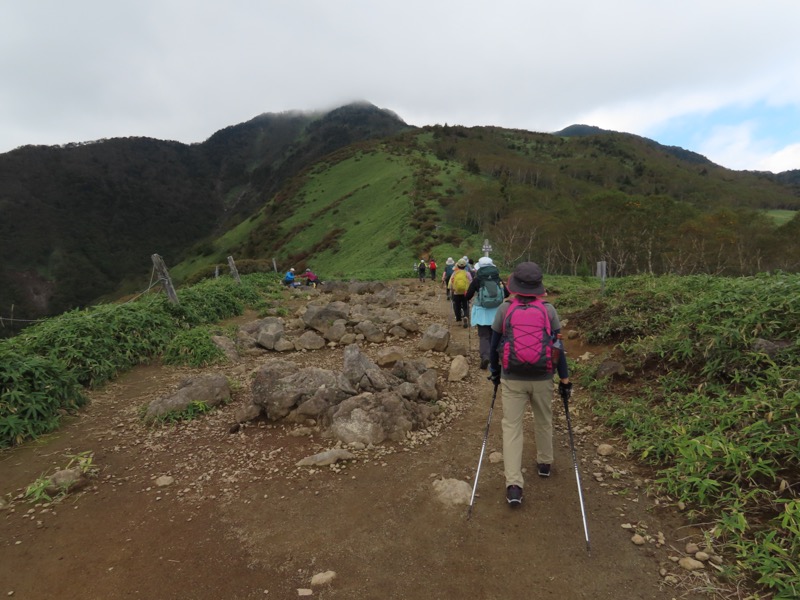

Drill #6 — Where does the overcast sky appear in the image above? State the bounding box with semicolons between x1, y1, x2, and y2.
2;1;799;172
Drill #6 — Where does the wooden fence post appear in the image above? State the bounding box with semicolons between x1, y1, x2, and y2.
151;254;179;304
227;256;241;284
272;258;278;273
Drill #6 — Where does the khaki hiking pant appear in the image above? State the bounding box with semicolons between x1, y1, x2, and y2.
501;377;554;489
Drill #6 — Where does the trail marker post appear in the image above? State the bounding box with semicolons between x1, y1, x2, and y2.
151;254;179;304
596;261;607;295
227;256;241;284
482;239;492;257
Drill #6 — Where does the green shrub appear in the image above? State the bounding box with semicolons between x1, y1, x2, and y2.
0;346;87;447
163;327;226;368
589;272;800;598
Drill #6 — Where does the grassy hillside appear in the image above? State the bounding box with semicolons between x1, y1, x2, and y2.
179;125;800;285
4;107;800;329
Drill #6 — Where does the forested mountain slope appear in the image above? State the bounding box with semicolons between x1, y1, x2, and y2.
2;102;799;333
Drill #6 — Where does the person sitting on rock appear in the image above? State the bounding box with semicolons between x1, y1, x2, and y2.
283;268;300;288
302;268;320;287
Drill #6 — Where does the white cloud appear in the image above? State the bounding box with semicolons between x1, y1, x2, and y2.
758;144;800;173
2;0;800;169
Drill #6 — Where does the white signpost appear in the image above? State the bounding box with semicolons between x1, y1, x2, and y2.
597;260;607;294
482;238;492;257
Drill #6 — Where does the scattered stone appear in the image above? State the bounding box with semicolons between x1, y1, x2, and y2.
596;444;614;456
678;557;705;571
211;335;239;361
144;374;231;423
234;402;262;424
685;542;700;554
751;338;791;358
297;589;313;596
354;320;385;343
631;534;646;546
274;338;296;352
295;331;326;350
446;341;468;357
695;551;710;562
255;321;285;350
418;324;450;352
447;356;469;381
595;360;626;379
432;478;471;506
289;427;313;437
296;449;355;467
46;468;89;496
155;476;174;487
310;571;337;586
488;452;503;464
375;346;404;367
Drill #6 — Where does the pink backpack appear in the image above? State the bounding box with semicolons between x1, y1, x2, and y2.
501;297;554;375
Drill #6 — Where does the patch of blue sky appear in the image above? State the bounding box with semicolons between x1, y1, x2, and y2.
646;102;800;171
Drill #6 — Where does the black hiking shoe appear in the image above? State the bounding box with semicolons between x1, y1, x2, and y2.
506;485;523;506
480;358;489;370
537;463;551;478
462;316;469;328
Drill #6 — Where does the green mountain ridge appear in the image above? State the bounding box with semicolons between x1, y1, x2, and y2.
1;102;799;334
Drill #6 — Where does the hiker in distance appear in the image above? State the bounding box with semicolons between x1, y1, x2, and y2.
302;268;321;287
429;257;437;282
441;257;456;300
417;259;427;282
448;258;473;327
465;256;508;369
283;267;300;288
488;262;572;506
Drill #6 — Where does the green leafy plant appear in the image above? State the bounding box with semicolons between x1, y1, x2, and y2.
162;327;226;367
587;272;800;597
153;400;212;424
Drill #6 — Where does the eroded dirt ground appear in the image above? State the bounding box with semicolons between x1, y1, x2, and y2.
1;280;725;600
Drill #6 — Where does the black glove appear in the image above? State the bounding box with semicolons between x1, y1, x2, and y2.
488;368;501;386
558;381;573;402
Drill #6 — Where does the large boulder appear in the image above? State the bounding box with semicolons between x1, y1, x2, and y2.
212;335;239;362
417;370;439;401
256;321;285;350
342;344;401;392
419;324;450;352
390;359;429;384
366;287;397;307
324;320;348;342
295;330;326;350
354;320;385;343
329;391;414;445
302;302;351;333
252;365;356;421
448;356;469;381
144;374;231;423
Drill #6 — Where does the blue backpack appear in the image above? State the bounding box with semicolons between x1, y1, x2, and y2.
475;265;503;308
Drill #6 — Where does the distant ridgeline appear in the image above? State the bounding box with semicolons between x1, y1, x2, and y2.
1;103;799;334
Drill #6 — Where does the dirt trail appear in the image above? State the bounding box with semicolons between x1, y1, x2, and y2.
1;280;718;599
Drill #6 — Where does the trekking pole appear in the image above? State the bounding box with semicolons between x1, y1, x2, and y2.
561;385;591;553
467;380;499;519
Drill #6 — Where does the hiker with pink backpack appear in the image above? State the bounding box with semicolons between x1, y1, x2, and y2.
488;262;572;507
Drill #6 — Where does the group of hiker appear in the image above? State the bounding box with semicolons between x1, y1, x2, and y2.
281;254;572;511
282;267;321;288
436;255;573;508
415;258;438;282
